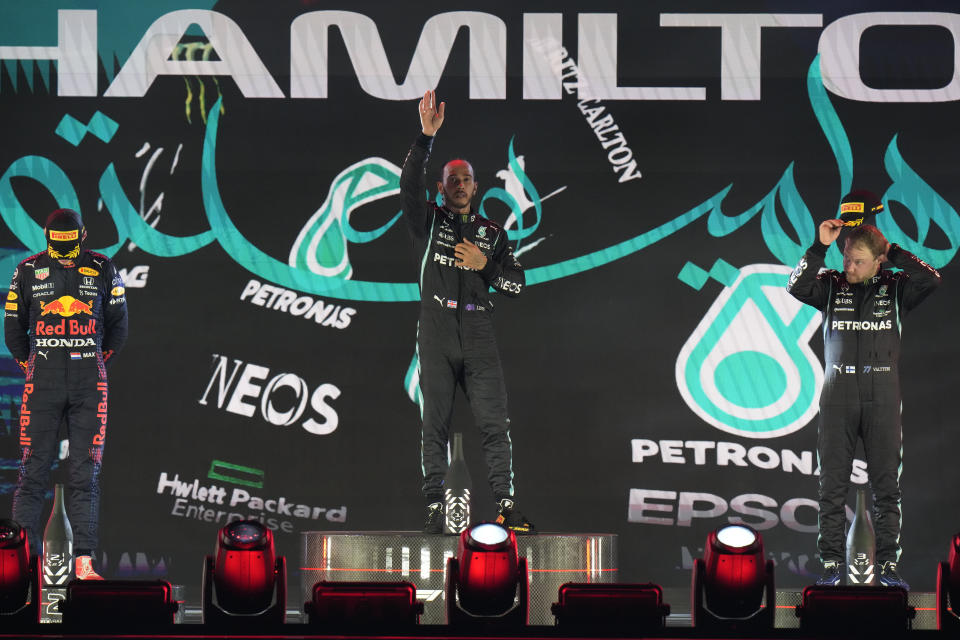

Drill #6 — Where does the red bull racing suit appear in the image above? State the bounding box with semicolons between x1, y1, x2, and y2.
400;133;524;504
787;241;940;564
4;250;128;554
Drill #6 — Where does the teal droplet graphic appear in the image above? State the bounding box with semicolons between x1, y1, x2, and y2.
714;351;787;409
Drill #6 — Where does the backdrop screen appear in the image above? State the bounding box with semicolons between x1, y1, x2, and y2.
1;0;957;595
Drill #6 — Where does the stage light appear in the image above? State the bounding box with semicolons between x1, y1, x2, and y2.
60;580;177;628
202;519;286;625
797;585;914;632
937;532;960;630
305;581;423;628
551;583;670;631
0;519;39;624
445;522;528;626
691;524;774;629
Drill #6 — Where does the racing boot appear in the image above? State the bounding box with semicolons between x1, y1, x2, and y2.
495;498;536;534
75;555;104;580
815;560;844;586
879;561;909;590
423;502;444;534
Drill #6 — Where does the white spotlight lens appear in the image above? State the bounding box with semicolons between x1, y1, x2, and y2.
469;523;509;545
716;525;756;549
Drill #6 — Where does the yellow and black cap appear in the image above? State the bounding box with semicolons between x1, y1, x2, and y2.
45;208;84;260
838;190;884;227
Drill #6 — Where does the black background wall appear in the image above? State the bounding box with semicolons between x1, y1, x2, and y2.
1;0;958;597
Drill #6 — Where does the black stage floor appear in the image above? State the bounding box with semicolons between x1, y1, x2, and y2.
0;591;946;639
0;627;952;639
3;533;950;637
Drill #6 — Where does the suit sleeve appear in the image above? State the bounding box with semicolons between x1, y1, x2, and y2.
4;264;29;368
101;261;128;362
399;133;434;240
887;244;941;313
786;242;831;311
479;229;525;297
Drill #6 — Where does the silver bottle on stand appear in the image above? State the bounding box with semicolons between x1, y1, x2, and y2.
443;433;472;535
846;487;876;585
40;483;73;623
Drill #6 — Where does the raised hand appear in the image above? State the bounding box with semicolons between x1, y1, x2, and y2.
818;218;843;246
419;89;446;136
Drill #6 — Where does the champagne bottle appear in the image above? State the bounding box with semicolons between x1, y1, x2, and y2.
845;487;876;585
443;433;472;535
40;483;72;623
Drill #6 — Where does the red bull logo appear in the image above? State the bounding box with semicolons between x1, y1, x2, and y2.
40;296;93;317
93;381;108;446
20;383;34;446
35;318;97;336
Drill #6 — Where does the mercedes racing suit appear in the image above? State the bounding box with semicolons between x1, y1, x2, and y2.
400;133;525;504
4;250;128;554
787;241;940;564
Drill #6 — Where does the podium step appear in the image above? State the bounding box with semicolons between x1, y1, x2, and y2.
300;531;617;624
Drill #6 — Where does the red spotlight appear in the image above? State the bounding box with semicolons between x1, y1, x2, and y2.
552;583;670;631
446;522;527;626
305;581;423;628
202;520;286;625
937;532;960;631
0;520;39;624
692;524;774;629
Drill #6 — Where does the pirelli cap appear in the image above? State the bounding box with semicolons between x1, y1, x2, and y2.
838;190;884;227
45;208;84;260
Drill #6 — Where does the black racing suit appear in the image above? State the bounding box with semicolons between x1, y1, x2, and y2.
787;241;940;564
400;133;525;504
4;250;128;554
